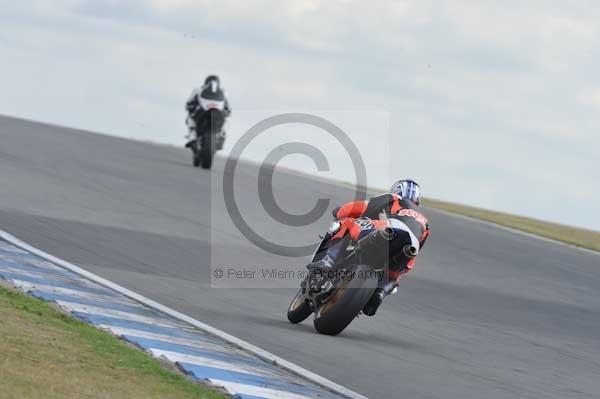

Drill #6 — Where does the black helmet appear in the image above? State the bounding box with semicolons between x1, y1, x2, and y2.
205;75;220;85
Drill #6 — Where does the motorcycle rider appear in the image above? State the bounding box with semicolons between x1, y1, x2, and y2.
307;179;430;316
185;75;231;150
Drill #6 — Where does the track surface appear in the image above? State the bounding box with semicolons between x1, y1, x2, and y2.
1;115;599;399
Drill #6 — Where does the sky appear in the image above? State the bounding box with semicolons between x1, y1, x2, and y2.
0;1;599;230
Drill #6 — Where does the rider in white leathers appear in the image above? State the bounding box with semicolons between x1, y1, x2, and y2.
185;75;231;149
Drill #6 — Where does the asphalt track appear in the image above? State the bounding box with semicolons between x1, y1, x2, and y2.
1;115;599;399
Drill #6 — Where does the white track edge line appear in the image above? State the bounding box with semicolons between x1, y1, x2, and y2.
0;230;366;399
6;114;594;256
426;207;600;257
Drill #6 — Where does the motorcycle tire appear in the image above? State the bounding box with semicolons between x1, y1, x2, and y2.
190;140;201;168
287;289;312;324
313;264;378;336
200;133;214;169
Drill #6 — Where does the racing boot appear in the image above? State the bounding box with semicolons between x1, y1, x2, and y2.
362;288;385;316
184;130;196;149
216;130;226;150
362;281;398;316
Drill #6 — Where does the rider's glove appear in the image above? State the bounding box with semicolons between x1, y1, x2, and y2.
332;206;341;219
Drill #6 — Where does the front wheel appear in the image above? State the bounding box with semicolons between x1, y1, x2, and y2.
200;133;214;169
287;289;312;323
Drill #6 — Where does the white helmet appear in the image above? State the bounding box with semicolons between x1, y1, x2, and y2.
390;179;421;206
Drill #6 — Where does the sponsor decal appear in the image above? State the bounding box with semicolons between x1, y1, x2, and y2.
355;217;375;230
398;209;428;227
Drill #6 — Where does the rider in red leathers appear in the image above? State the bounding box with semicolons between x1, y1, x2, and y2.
308;179;430;316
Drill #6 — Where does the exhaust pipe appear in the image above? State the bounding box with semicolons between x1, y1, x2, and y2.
358;227;396;253
402;245;418;259
379;227;396;241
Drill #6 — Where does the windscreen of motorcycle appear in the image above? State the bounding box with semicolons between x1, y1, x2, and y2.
199;97;226;111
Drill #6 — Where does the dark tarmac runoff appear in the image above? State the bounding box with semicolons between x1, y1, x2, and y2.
1;115;599;398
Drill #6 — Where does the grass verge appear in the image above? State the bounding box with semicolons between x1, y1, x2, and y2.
0;284;227;399
423;198;600;253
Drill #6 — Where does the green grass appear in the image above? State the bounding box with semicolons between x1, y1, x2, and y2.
0;284;228;399
423;198;600;252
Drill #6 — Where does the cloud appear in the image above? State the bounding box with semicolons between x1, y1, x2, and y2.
0;0;598;229
578;88;600;108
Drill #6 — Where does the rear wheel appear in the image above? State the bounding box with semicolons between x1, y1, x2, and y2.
287;289;312;323
200;133;214;169
313;264;378;336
